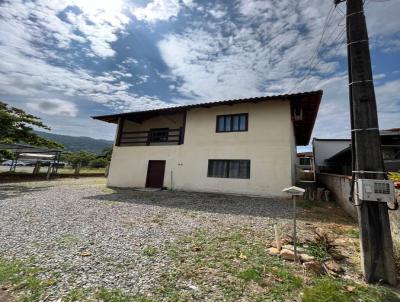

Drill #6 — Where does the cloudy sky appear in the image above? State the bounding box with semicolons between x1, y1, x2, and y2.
0;0;399;150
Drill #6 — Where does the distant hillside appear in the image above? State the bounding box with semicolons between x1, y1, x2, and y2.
35;131;113;154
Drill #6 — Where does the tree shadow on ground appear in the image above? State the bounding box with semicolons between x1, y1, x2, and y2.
84;188;355;225
0;184;50;200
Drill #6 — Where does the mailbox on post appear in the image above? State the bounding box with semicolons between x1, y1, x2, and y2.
282;186;305;262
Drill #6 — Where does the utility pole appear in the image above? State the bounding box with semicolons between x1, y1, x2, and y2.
335;0;396;284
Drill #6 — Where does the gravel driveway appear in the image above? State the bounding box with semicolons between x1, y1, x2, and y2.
0;178;324;300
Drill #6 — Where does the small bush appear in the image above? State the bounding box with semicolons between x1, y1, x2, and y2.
306;242;330;261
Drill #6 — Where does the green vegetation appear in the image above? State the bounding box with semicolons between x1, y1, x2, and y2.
0;229;399;302
57;167;105;174
56;233;80;245
142;246;158;257
0;230;397;302
306;242;331;261
96;288;153;302
88;157;108;168
0;257;51;302
0;101;62;149
0;101;62;161
302;277;399;302
388;172;400;182
303;278;350;302
63;288;90;302
60;150;109;169
345;228;360;238
159;229;304;301
297;199;326;209
61;151;97;168
156;229;397;302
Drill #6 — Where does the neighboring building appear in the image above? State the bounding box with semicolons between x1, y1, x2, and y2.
313;128;400;175
297;151;314;170
93;91;322;197
296;152;315;182
312;138;352;174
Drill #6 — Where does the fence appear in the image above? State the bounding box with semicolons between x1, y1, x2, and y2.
316;172;400;241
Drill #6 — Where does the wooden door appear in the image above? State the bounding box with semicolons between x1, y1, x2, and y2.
146;160;166;188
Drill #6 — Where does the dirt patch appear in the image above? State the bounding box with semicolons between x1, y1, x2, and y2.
0;289;14;302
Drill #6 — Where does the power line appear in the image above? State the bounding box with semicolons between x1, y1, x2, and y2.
288;4;344;93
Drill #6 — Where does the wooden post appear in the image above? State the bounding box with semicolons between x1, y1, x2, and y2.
344;0;396;284
33;161;41;175
46;165;52;180
115;117;124;146
274;224;281;251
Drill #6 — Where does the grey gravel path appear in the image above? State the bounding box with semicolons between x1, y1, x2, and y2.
0;178;295;300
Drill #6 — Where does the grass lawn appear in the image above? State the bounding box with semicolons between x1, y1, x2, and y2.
0;167;105;178
57;167;105;174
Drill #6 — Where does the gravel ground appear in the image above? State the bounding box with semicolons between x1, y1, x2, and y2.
0;178;323;300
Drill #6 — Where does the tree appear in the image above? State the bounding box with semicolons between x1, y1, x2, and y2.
88;158;108;168
0;101;63;149
101;146;113;160
62;151;97;168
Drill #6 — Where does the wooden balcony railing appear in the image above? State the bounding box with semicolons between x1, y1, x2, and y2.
118;127;183;146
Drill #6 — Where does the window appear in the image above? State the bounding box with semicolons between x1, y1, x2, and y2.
207;160;250;179
148;128;169;142
216;113;248;132
299;157;312;166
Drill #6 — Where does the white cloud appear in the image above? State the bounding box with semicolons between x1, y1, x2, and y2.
27;99;78;117
0;0;172;114
132;0;181;22
158;0;343;101
312;76;400;140
157;0;400;140
0;0;129;59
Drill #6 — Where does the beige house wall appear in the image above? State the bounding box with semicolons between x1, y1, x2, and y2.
107;100;296;197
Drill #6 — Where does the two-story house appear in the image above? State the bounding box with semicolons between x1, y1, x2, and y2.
93;90;322;197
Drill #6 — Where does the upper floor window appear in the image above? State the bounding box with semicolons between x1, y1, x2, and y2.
216;113;248;132
149;128;169;142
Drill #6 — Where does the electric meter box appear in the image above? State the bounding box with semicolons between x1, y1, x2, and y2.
357;179;395;203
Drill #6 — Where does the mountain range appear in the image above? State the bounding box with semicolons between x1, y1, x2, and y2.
35;131;113;154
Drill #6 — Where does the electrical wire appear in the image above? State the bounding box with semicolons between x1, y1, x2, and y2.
288;5;344;93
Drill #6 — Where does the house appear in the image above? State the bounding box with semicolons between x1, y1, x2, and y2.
313;128;400;176
92;90;322;197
